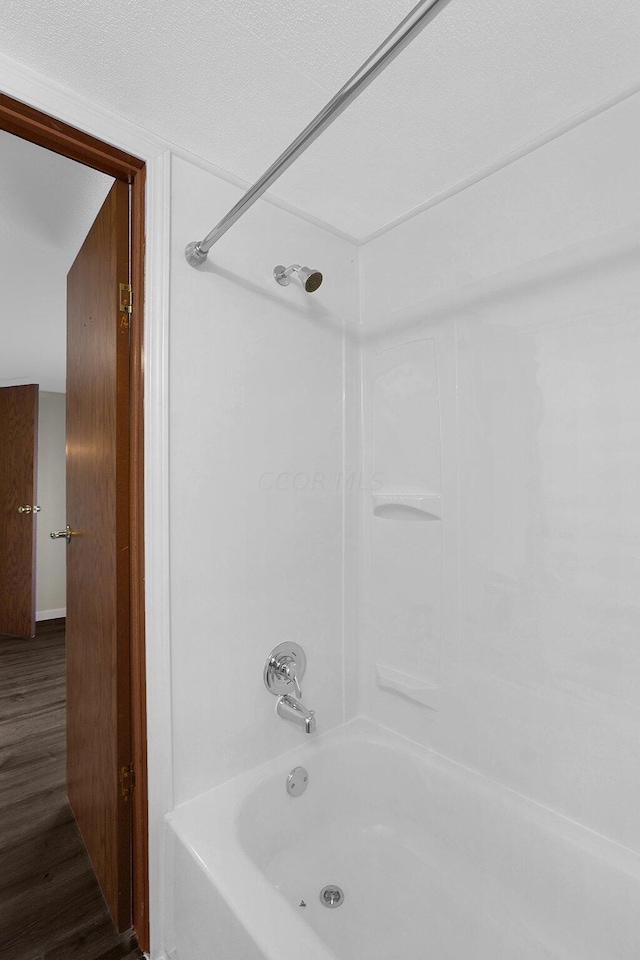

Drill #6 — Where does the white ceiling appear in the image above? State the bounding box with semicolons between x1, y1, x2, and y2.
1;0;639;239
0;132;113;392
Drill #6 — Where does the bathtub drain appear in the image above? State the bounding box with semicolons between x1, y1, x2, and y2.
320;885;344;908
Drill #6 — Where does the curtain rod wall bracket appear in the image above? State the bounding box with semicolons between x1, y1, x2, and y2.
185;241;208;266
184;0;452;266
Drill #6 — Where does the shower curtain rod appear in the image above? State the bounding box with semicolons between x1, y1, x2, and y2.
185;0;452;265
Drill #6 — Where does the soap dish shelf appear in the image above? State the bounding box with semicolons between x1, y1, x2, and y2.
372;494;441;522
375;662;439;710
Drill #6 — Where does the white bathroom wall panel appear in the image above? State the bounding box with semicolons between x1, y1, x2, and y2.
361;322;459;713
169;156;359;805
35;391;66;618
365;338;447;707
360;92;640;329
359;225;640;852
372;339;442;495
370;520;442;696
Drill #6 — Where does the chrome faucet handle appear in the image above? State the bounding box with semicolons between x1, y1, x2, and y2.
281;659;302;699
264;642;307;698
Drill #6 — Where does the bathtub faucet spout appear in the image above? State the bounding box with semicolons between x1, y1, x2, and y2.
276;694;316;734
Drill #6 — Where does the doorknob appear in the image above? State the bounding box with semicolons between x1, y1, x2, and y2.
18;505;40;514
50;525;75;544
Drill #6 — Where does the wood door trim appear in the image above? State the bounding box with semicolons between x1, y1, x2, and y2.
130;167;150;948
0;96;150;952
0;93;144;181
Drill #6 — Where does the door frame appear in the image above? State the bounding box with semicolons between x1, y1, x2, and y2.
0;92;150;950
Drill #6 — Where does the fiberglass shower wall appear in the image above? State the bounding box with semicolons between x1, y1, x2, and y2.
356;92;640;853
168;156;360;806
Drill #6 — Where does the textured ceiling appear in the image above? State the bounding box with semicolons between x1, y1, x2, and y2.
0;132;113;392
1;0;639;239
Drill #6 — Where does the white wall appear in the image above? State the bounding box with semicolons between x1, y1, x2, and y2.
169;156;359;806
358;93;640;852
0;132;114;393
35;391;66;619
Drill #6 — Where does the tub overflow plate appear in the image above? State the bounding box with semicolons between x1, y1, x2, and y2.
286;765;309;796
320;885;344;908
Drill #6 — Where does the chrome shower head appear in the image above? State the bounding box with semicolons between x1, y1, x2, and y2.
297;266;323;292
274;264;323;293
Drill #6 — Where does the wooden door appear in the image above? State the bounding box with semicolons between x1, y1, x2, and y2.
0;384;39;638
66;180;132;931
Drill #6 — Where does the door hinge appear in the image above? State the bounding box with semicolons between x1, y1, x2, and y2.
119;282;133;314
120;762;135;801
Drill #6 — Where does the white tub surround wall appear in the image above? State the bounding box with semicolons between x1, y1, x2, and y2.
35;391;66;619
358;92;640;853
170;156;359;806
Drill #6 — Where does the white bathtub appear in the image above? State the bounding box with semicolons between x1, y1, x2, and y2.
167;719;640;960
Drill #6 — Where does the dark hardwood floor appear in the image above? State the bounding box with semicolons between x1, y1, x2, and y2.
0;618;143;960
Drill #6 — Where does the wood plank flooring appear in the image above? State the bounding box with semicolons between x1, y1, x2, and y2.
0;619;144;960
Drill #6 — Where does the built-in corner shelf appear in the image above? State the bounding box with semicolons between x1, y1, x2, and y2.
372;493;441;522
375;662;439;710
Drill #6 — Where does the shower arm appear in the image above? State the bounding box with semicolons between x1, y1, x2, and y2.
185;0;452;265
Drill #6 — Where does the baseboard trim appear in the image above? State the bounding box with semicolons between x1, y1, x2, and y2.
36;608;66;621
147;943;176;958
